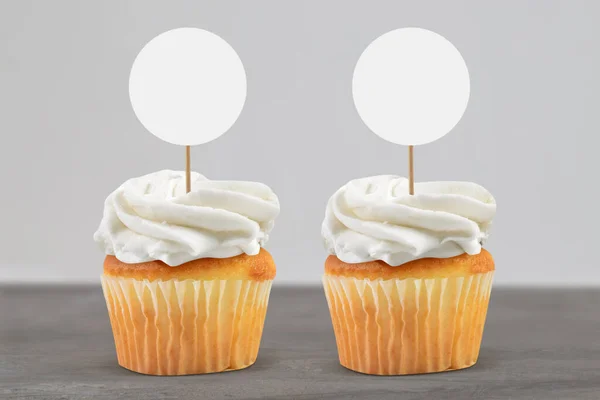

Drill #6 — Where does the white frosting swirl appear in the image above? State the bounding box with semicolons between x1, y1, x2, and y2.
94;170;280;266
322;175;496;266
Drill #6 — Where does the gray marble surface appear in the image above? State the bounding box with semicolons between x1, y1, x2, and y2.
1;285;599;400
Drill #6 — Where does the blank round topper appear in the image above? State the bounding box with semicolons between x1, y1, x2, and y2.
129;28;247;146
352;28;470;146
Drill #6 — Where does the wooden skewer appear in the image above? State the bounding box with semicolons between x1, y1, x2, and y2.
408;145;414;195
185;145;191;193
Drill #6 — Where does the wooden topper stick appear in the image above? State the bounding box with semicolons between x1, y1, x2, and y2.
185;145;191;193
408;145;414;195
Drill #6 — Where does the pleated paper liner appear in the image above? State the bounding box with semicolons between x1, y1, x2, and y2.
323;272;493;375
101;276;272;375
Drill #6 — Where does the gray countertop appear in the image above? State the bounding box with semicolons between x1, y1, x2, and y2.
1;285;599;400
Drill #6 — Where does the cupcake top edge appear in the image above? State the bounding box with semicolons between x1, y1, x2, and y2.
94;170;280;266
321;175;496;267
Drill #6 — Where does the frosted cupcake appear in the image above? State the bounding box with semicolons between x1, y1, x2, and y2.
94;170;279;375
322;175;496;375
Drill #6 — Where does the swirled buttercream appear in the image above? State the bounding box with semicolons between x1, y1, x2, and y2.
94;170;280;266
322;175;496;266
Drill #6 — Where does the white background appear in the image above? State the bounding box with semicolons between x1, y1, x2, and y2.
0;1;598;286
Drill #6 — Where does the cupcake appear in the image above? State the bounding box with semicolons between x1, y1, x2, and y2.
94;170;280;375
322;175;496;375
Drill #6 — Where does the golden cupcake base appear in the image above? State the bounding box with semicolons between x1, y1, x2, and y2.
323;272;493;375
101;276;272;375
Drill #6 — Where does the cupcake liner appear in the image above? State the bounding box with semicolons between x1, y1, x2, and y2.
101;276;272;375
323;272;493;375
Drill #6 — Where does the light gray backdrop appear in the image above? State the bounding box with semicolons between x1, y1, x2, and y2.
1;1;598;285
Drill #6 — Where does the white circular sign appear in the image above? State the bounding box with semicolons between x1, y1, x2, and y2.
352;28;470;146
129;28;247;146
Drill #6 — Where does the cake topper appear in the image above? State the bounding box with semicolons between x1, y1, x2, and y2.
352;27;471;194
129;27;247;192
